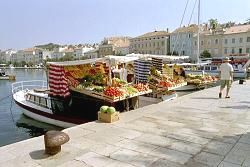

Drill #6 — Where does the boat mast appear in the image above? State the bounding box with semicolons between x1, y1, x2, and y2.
197;0;200;63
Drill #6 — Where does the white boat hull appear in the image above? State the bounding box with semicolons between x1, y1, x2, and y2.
186;70;246;78
174;84;203;91
13;90;77;128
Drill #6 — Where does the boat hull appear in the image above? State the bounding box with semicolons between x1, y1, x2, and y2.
186;70;246;78
174;84;203;91
13;91;87;128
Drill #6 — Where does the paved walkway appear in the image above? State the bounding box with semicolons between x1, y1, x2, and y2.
1;81;250;167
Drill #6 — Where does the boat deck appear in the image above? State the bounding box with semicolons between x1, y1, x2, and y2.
1;80;250;166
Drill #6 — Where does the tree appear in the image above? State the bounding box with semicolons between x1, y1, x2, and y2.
200;50;211;58
208;18;218;30
244;18;250;25
21;61;26;67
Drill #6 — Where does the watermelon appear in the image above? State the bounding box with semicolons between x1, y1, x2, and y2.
100;106;109;113
107;107;116;114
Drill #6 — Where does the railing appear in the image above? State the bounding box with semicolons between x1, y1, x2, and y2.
12;80;47;94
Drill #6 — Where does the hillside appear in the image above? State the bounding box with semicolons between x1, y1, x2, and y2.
35;43;60;51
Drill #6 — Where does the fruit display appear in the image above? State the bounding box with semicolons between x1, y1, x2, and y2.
186;74;218;85
103;87;124;97
125;86;138;95
133;83;149;92
100;106;116;114
112;78;127;87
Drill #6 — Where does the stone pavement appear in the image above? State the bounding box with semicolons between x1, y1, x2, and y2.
0;81;250;167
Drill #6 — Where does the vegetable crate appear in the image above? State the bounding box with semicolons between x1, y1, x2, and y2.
98;111;119;123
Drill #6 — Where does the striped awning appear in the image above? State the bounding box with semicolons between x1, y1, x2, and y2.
48;64;70;97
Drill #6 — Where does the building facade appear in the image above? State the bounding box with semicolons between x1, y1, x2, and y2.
84;49;99;59
0;49;17;63
170;24;198;60
129;30;170;55
74;47;94;59
99;36;130;57
222;24;250;57
193;29;224;58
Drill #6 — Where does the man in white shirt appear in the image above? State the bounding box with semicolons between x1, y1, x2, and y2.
219;57;234;98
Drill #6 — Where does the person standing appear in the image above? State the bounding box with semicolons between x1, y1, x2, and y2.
219;57;234;98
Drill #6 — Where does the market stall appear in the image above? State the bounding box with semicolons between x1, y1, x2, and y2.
47;57;152;120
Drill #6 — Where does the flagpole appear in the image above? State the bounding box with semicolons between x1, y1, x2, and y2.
197;0;200;63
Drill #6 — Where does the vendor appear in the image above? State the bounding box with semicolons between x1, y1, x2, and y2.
179;68;186;78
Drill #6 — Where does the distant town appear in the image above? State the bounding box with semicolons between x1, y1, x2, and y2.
1;19;250;67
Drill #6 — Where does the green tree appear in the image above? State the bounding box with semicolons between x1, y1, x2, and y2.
28;61;34;67
244;18;250;24
21;61;26;67
200;50;211;58
208;18;218;30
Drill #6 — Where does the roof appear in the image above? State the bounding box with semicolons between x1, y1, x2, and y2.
224;24;250;34
47;58;106;66
23;48;37;52
134;31;169;39
172;24;198;34
126;53;189;60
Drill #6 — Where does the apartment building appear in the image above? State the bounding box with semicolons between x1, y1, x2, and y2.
74;47;94;59
99;37;130;57
0;49;17;63
170;24;198;60
193;28;224;58
84;49;99;59
129;30;170;55
222;24;250;56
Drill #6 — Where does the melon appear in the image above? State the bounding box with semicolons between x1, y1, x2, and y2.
100;106;109;113
107;107;116;114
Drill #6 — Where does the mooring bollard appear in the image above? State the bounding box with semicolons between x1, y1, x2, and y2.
239;79;246;84
44;130;70;155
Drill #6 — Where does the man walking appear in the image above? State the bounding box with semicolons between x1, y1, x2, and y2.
219;57;234;98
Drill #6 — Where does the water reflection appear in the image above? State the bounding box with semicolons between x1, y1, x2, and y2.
16;115;62;137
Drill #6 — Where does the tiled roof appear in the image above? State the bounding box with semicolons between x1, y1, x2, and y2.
172;24;198;33
135;31;169;39
23;48;36;52
224;24;250;34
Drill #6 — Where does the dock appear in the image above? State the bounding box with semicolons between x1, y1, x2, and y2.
1;81;250;166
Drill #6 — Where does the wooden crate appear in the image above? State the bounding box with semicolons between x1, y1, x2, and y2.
98;111;119;123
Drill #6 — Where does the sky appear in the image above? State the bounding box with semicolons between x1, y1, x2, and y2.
0;0;249;50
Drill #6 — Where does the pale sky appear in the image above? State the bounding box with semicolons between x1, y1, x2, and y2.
0;0;249;50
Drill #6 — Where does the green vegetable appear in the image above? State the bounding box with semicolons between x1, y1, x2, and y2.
100;106;109;113
107;107;116;114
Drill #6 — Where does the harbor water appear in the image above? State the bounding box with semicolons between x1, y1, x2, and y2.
0;69;62;147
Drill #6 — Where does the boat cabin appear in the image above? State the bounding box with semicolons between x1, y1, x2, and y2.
25;91;51;109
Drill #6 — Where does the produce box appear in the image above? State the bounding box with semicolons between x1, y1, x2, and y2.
98;111;119;123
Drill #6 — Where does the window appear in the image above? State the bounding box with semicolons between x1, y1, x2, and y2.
246;48;250;53
162;41;165;46
224;39;228;44
188;34;191;38
247;37;250;42
224;48;227;54
215;39;218;44
232;38;235;43
157;42;159;47
201;41;203;45
208;39;211;45
239;48;242;53
149;43;151;47
239;38;243;43
153;42;155;47
232;48;235;54
195;41;197;46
